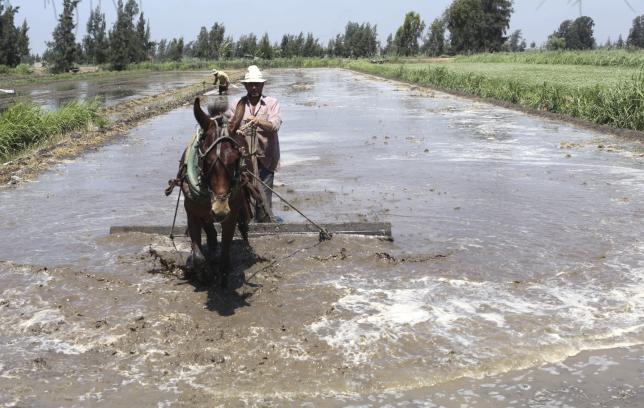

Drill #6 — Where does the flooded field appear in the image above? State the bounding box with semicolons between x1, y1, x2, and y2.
0;71;209;111
0;69;642;406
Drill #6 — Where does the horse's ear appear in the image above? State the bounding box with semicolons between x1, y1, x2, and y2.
194;97;211;131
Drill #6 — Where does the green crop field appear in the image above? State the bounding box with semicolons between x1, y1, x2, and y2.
455;50;644;68
346;58;644;132
403;62;638;89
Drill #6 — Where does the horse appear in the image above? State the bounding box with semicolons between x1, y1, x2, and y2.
174;97;253;287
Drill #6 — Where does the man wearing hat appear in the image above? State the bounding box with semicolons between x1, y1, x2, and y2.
227;65;282;222
212;69;230;95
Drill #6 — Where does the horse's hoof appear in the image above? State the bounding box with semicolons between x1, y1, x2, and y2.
193;252;206;266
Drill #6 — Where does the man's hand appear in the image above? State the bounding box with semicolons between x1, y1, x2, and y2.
247;115;273;131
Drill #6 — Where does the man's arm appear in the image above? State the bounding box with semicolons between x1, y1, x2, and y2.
249;99;281;132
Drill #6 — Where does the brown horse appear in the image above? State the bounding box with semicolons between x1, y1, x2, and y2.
179;97;251;287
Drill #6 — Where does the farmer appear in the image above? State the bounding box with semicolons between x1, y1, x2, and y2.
212;69;230;95
227;65;282;223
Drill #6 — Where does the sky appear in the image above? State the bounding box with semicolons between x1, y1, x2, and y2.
6;0;644;55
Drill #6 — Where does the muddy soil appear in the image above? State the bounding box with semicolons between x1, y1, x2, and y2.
0;69;643;406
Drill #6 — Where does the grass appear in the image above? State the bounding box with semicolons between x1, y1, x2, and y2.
0;64;33;75
0;101;104;161
404;62;637;89
346;60;644;131
455;49;644;68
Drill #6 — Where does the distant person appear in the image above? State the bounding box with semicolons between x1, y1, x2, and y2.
227;65;282;222
212;69;230;95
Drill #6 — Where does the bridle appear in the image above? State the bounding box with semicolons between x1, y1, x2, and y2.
197;122;246;203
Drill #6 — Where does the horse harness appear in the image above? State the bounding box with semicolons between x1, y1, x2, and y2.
198;116;247;203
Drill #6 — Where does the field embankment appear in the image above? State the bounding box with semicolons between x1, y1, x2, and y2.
0;81;223;186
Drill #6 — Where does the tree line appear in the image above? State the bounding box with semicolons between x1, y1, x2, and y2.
3;0;644;73
0;3;30;67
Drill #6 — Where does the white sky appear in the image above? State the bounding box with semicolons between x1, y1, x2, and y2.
7;0;644;54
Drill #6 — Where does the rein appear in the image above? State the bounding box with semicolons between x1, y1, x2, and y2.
197;125;245;203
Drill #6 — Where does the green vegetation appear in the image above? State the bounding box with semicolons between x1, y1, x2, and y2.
346;60;644;131
47;0;81;73
446;0;513;53
456;50;644;68
126;57;346;71
406;62;637;88
0;63;32;75
0;101;103;160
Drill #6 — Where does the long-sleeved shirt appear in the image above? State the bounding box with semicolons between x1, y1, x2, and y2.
226;95;282;172
214;71;230;86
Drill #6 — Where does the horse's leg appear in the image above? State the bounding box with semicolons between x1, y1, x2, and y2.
219;213;237;289
203;222;218;256
237;202;249;244
187;213;207;280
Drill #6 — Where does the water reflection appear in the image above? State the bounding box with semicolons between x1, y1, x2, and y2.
1;71;208;111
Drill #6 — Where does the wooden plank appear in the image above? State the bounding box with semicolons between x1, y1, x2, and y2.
109;222;392;238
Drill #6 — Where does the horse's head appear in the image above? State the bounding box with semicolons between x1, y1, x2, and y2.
194;97;242;222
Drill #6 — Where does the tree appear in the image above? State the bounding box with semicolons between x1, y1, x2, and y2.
258;33;273;59
208;23;226;59
393;11;425;56
545;34;566;50
504;29;526;52
383;33;395;55
551;16;595;50
124;0;140;63
0;4;22;67
156;39;167;60
47;0;80;73
568;16;595;49
627;15;644;48
235;33;258;58
423;18;446;57
83;6;108;65
108;0;129;69
446;0;514;53
108;0;147;68
193;26;210;59
616;34;625;48
135;12;151;62
17;20;30;64
167;37;184;61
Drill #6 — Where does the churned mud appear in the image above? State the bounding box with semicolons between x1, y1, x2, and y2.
0;234;419;406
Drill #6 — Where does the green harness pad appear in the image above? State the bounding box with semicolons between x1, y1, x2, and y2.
186;132;210;201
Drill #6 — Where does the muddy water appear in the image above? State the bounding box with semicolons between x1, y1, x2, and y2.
0;71;209;110
1;69;643;406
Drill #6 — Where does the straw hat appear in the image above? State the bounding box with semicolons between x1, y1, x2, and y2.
240;65;266;83
211;69;218;75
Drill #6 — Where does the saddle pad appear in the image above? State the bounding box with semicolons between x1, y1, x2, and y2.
186;131;210;201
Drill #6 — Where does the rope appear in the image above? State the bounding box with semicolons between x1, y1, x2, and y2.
245;171;332;241
169;185;184;264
